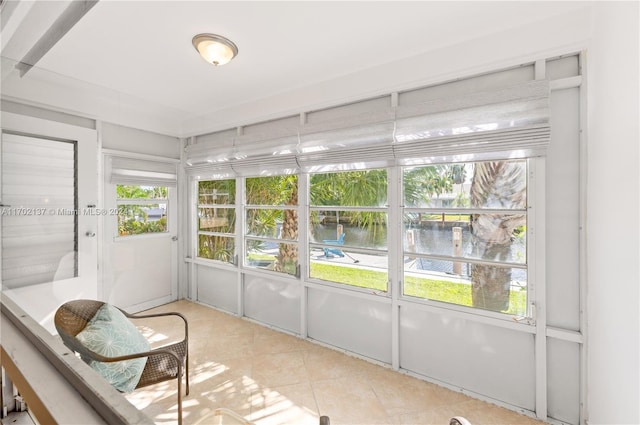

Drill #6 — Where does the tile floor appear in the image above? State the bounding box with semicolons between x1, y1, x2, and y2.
125;300;544;425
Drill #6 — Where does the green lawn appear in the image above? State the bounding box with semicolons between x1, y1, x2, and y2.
310;262;527;315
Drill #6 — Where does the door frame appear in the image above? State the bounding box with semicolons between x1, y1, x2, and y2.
100;150;179;312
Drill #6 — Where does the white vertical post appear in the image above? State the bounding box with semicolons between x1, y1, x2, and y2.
531;159;548;422
388;166;401;370
298;173;309;338
452;227;462;274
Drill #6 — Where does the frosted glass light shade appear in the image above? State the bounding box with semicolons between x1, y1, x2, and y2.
192;34;238;66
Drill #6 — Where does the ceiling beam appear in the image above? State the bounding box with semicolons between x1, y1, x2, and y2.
15;0;99;77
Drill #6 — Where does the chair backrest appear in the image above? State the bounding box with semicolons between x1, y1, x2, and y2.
55;299;107;359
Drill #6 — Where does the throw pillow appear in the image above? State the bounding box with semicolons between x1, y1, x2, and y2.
76;303;150;393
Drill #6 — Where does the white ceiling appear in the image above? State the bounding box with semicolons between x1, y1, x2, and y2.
1;1;589;137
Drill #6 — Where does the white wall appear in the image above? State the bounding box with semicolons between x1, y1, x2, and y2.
586;3;640;424
187;4;640;422
183;6;593;136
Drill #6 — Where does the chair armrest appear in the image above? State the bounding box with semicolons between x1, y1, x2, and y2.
81;345;182;367
120;310;188;342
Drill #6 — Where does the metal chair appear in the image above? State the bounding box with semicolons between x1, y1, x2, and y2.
323;232;346;258
54;299;189;425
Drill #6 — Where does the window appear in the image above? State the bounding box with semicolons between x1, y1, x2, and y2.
197;179;236;263
116;185;168;236
309;169;388;292
402;160;528;316
244;175;298;276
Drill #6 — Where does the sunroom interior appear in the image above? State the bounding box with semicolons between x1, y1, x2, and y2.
0;2;638;425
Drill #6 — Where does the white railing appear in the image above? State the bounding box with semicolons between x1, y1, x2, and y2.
0;294;153;425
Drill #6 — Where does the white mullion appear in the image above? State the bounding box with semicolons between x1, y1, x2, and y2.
197;203;235;209
308;243;387;257
577;50;588;425
245;204;298;211
405;252;527;269
237;176;246;317
116;198;167;205
308;205;387;213
388;165;401;370
189;177;198;301
403;207;527;215
531;158;548;421
198;231;235;238
246;235;297;246
299;173;309;338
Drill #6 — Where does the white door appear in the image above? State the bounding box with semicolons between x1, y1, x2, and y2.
1;113;98;333
102;155;178;312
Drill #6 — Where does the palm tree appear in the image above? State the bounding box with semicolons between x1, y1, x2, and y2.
311;170;387;229
198;179;236;262
468;161;526;311
276;178;298;274
246;175;298;274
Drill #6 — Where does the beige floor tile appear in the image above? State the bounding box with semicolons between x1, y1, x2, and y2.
133;301;546;425
367;367;447;417
250;382;319;425
312;378;390;424
303;345;371;382
189;375;256;419
252;351;309;388
202;331;256;361
392;404;462;425
252;327;307;355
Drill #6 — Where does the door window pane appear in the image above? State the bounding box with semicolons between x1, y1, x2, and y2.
116;185;168;236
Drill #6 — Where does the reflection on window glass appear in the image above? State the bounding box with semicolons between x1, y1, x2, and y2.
199;207;235;233
198;234;234;263
310;170;387;207
402;160;528;316
117;185;168;236
402;213;526;264
403;162;526;209
311;211;387;249
244;175;298;276
199;180;235;204
246;241;298;276
246;175;297;205
198;180;236;264
309;250;388;291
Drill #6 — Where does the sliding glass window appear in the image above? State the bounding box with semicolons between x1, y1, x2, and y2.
309;169;389;292
402;160;528;316
244;175;299;276
197;179;236;264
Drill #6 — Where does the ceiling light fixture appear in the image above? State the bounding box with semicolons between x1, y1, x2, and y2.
192;33;238;66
